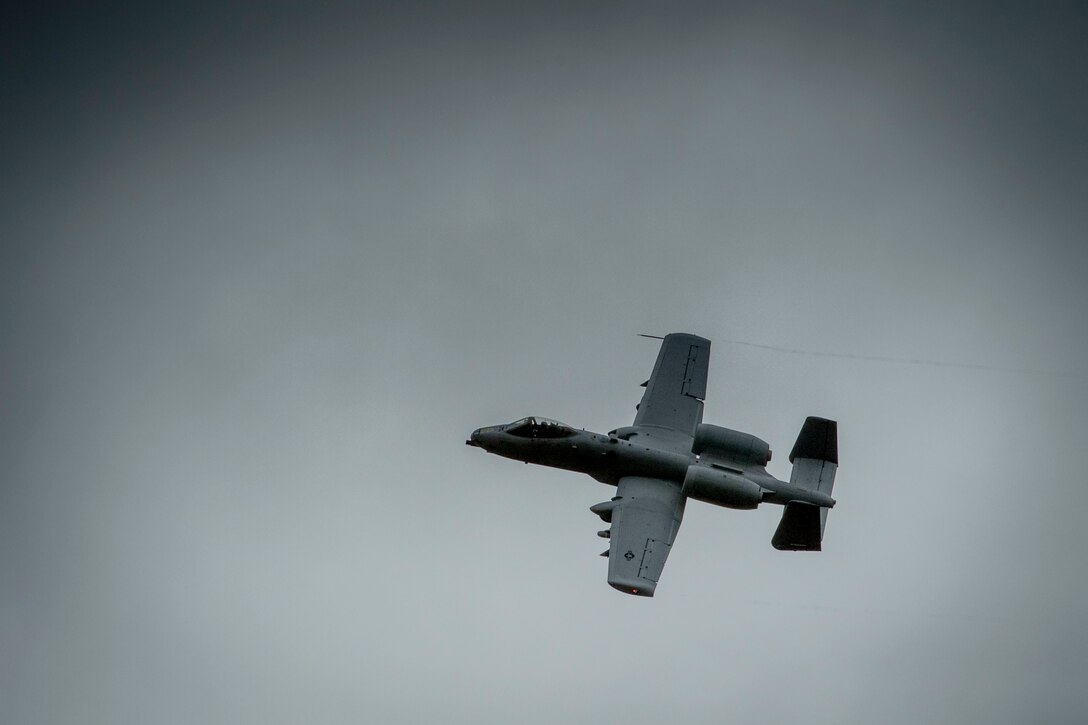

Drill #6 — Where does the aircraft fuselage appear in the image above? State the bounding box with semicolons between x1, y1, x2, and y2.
467;424;690;485
467;419;835;509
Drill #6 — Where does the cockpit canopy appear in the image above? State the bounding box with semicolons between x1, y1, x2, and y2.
506;417;575;439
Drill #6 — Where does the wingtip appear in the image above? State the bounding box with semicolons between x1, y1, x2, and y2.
608;579;656;597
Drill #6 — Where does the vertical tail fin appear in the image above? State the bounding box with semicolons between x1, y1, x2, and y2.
772;417;838;551
788;416;837;495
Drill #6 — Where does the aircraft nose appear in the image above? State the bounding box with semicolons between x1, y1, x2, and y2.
466;429;482;447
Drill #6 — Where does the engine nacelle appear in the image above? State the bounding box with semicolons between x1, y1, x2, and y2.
693;424;772;467
682;465;763;510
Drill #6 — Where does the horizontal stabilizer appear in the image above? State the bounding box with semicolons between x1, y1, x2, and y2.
771;501;823;551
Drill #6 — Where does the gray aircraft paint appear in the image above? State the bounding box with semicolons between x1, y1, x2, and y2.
3;4;1087;725
468;333;838;595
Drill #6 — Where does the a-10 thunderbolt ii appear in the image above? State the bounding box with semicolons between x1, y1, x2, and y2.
466;333;838;597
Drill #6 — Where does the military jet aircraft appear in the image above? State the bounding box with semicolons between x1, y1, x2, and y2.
466;333;838;597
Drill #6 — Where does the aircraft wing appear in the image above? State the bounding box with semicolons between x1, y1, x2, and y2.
633;333;710;438
604;476;687;597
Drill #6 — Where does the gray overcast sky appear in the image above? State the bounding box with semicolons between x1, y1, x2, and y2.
3;3;1087;723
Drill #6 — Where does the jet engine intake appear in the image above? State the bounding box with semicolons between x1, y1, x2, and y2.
682;465;762;510
693;424;772;467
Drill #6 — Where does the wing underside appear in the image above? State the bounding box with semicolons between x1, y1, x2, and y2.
633;333;710;437
604;476;686;597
